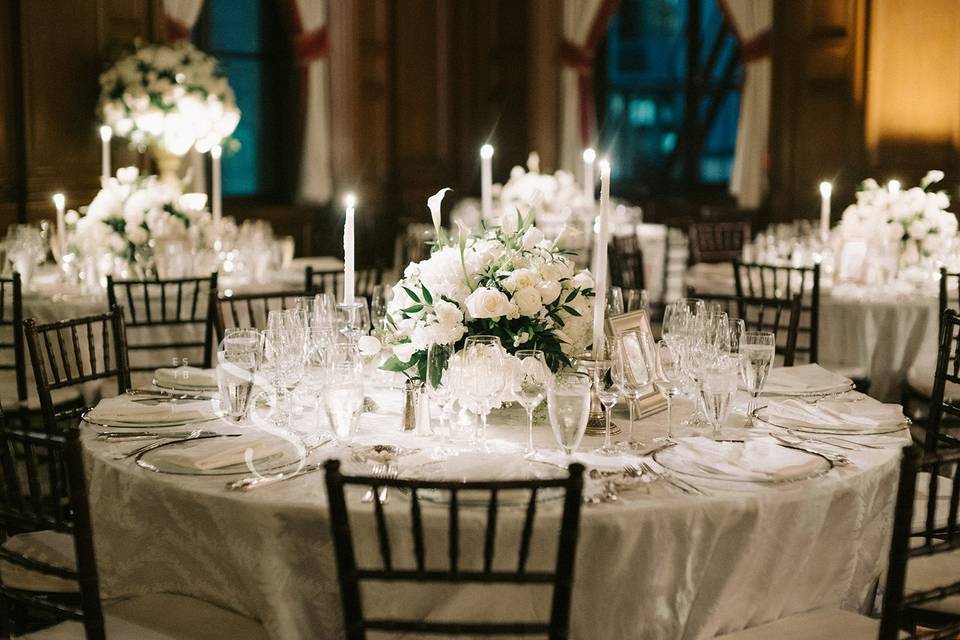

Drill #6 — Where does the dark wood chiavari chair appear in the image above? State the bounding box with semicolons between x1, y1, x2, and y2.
687;221;750;265
687;289;802;367
922;308;960;453
324;459;585;639
718;444;960;639
608;234;646;291
0;274;27;416
24;310;131;433
304;266;385;302
106;274;217;377
213;289;307;341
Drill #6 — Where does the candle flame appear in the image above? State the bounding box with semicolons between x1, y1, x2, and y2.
888;179;901;194
99;125;112;142
819;181;832;197
211;144;223;160
599;159;611;176
480;144;494;159
344;193;357;209
582;148;596;163
52;193;65;209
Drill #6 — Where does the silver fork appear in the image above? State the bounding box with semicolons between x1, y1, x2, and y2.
111;429;203;460
639;461;708;496
379;463;399;505
361;463;386;503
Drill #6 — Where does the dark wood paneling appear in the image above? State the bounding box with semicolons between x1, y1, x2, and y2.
0;0;21;230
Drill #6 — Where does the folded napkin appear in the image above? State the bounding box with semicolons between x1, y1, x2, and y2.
675;436;824;482
86;396;214;425
154;367;218;391
761;364;852;396
763;398;904;431
150;435;290;471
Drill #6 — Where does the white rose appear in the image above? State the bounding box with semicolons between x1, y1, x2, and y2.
536;279;562;305
358;336;382;357
116;167;139;184
571;271;595;291
513;286;543;317
503;267;540;293
908;219;929;240
521;227;544;250
126;225;148;245
886;221;905;242
433;299;463;330
393;341;418;363
923;233;943;255
464;287;513;319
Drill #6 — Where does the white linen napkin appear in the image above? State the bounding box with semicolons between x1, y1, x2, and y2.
86;396;214;424
154;366;218;390
150;435;290;471
763;398;904;430
676;436;824;481
761;364;853;396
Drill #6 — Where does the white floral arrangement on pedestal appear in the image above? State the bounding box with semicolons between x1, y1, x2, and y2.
383;189;595;380
98;40;240;155
497;153;587;220
70;167;212;276
839;170;958;266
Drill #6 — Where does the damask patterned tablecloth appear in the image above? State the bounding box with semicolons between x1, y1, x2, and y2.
81;385;904;640
685;262;939;401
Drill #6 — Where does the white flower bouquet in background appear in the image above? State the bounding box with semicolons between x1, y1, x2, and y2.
839;170;958;267
383;189;595;380
98;40;240;155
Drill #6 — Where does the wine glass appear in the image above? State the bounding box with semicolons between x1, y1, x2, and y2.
739;331;776;418
296;294;337;329
547;372;591;459
614;330;654;443
323;364;364;441
606;286;625;317
700;355;740;439
336;300;371;343
370;284;393;337
425;342;456;458
303;327;337;434
458;336;505;449
727;317;746;354
623;289;648;313
592;342;621;456
653;340;685;439
513;349;550;456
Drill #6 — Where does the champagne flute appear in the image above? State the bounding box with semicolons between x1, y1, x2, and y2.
739;331;776;419
653;340;685;439
592;342;621;456
547;372;591;460
425;342;456;458
514;349;550;456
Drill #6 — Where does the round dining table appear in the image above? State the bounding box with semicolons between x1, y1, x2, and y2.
80;379;906;640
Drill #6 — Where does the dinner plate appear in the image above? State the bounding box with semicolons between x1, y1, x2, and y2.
135;435;303;476
752;407;909;436
757;381;855;398
653;439;832;484
400;457;567;506
81;409;223;430
151;377;218;394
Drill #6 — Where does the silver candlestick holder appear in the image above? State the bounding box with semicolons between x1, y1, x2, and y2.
575;350;621;437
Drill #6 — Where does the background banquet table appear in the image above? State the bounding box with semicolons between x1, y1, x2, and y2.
685;262;939;402
81;384;902;639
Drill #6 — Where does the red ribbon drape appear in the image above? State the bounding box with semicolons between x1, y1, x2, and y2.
295;26;329;65
164;15;192;42
559;0;622;147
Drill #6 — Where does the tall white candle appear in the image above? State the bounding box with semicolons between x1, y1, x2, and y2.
819;181;832;239
480;144;494;219
53;193;66;263
582;148;596;206
343;193;357;305
211;144;223;229
99;126;112;184
592;160;611;356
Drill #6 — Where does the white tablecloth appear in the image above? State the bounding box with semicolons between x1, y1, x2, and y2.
686;262;939;401
81;385;903;639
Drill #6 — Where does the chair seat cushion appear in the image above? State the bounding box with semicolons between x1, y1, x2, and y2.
0;530;77;593
25;593;268;639
713;608;878;639
905;547;960;616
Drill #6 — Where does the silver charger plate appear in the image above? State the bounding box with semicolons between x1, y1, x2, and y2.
400;458;567;506
135;434;304;476
752;407;909;436
757;381;855;398
81;409;223;430
653;439;833;484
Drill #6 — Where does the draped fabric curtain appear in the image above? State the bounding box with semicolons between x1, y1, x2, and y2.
289;0;332;204
558;0;621;176
163;0;206;192
720;0;773;209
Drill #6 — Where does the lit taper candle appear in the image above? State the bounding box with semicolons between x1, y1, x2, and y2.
888;179;901;194
211;144;222;229
99;125;112;184
819;181;832;239
591;159;611;356
53;193;66;263
582;148;596;206
343;193;357;305
480;144;494;219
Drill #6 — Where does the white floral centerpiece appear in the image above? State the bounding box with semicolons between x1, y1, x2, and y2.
98;40;240;157
383;189;595;380
497;154;587;220
839;170;957;266
70;167;212;278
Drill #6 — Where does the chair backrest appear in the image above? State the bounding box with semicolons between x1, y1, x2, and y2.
733;260;820;363
926;308;960;452
879;445;960;639
608;234;645;290
688;290;802;367
305;267;384;303
213;289;306;341
24;310;131;431
688;221;750;264
0;274;25;406
939;267;960;332
106;274;217;373
323;459;585;639
0;410;105;639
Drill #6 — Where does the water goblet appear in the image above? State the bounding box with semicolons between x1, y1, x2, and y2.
323;365;364;441
458;336;505;450
700;355;740;439
216;349;258;422
547;372;591;460
739;331;776;420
